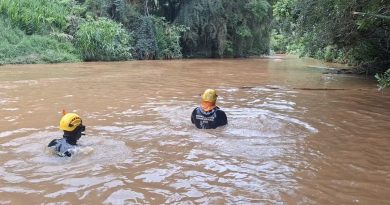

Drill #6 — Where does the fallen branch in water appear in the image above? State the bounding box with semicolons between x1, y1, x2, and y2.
239;86;371;91
240;86;281;90
293;88;346;91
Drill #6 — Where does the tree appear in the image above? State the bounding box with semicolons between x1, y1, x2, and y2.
272;0;390;73
175;0;272;58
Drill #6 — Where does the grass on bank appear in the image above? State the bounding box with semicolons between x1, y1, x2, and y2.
0;17;80;65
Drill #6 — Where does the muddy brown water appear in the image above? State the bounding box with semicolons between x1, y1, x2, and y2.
0;56;389;204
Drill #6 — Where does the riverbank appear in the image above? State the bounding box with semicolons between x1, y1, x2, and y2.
0;53;358;75
268;55;360;75
0;49;379;79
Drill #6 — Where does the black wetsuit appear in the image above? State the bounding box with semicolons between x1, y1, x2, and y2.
191;107;227;129
48;125;85;157
48;138;76;157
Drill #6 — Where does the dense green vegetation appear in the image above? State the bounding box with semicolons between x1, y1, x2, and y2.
176;0;272;57
0;16;80;65
0;0;73;34
375;69;390;90
0;0;389;87
75;18;132;61
0;0;273;64
272;0;390;88
272;0;390;74
0;0;81;64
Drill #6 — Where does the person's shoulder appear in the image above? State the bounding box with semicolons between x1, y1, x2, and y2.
215;108;227;126
216;109;227;121
192;107;200;113
216;108;226;115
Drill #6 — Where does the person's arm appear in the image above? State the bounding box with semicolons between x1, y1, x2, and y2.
218;110;228;126
191;108;197;124
48;139;57;147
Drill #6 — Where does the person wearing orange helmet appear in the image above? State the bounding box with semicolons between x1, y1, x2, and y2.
48;113;86;157
191;89;227;129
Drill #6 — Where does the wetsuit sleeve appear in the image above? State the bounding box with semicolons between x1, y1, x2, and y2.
191;108;197;124
218;110;228;126
48;139;57;147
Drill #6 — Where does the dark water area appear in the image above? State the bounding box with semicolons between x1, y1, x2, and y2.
0;56;389;204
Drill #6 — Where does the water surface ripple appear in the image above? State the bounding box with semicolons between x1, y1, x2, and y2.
0;57;389;204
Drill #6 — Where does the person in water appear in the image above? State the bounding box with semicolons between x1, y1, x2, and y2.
191;89;227;129
48;113;86;157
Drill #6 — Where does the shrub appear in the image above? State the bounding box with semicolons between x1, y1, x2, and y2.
75;17;133;61
132;15;186;60
271;30;288;53
151;16;186;59
133;16;158;60
375;69;390;91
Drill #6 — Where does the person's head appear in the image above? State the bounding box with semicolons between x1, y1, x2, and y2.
59;113;85;143
200;89;218;112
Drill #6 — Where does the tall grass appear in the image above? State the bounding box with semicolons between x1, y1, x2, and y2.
0;17;80;65
0;0;73;34
75;18;133;61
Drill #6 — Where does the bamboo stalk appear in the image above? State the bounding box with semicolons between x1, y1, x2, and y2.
352;11;390;20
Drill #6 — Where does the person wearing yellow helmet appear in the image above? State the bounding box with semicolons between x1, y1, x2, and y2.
48;113;86;157
191;89;227;129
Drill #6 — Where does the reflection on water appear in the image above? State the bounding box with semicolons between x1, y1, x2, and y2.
0;56;390;204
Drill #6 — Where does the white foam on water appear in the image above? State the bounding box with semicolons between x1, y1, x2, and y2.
143;86;317;163
0;128;38;138
134;166;180;183
12;80;39;85
0;167;27;183
0;84;319;203
0;129;132;199
1;108;19;111
0;187;43;194
97;180;126;192
184;189;204;198
121;109;144;116
226;107;318;134
93;126;126;132
45;175;118;198
103;189;145;205
0;96;19;106
0;84;18;89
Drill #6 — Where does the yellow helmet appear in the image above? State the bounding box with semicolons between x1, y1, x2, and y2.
201;89;218;103
59;113;82;132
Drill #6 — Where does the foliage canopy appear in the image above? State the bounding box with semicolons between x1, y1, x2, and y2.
272;0;390;74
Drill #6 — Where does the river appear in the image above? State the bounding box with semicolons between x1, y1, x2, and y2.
0;56;389;204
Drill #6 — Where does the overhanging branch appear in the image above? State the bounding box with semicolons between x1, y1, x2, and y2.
352;11;390;20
